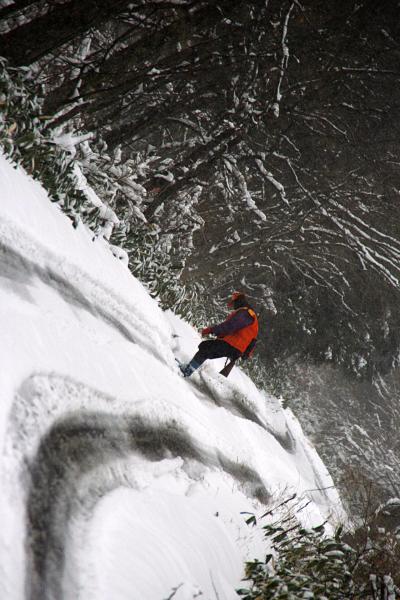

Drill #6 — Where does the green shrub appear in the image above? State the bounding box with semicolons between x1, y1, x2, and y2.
238;521;355;599
0;58;91;224
0;58;199;315
238;497;400;600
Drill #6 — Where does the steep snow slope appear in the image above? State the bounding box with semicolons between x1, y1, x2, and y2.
0;154;342;600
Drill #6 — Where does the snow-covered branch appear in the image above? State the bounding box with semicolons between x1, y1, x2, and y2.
271;1;297;118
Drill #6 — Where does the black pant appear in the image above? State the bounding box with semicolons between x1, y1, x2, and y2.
192;339;241;367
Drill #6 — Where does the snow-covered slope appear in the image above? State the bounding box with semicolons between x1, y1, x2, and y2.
0;154;342;600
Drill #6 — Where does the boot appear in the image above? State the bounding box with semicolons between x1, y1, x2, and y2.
179;359;201;378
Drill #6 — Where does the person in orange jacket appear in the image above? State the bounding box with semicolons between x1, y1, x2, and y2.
179;291;259;377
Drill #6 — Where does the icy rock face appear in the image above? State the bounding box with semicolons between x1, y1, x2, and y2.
0;154;342;600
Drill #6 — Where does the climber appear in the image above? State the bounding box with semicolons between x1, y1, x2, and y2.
179;291;259;378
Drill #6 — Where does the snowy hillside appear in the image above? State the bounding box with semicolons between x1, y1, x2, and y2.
0;154;342;600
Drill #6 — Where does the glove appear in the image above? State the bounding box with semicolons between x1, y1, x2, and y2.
201;327;212;337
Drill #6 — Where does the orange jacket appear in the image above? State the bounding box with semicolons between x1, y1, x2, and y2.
214;307;259;354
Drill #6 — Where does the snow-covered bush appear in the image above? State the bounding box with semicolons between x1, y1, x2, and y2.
239;520;356;599
0;58;89;223
0;59;204;317
238;496;400;600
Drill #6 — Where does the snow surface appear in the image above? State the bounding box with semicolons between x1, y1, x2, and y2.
0;153;342;600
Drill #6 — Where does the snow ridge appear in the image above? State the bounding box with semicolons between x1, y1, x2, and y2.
0;216;171;367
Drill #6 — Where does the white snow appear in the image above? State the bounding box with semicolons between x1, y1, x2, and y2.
0;153;343;600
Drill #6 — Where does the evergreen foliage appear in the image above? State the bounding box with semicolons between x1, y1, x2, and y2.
0;58;89;222
239;521;356;599
0;58;199;315
239;496;400;600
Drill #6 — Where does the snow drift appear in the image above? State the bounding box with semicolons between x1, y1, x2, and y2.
0;154;342;600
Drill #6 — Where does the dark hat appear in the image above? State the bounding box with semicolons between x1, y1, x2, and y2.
227;291;247;307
